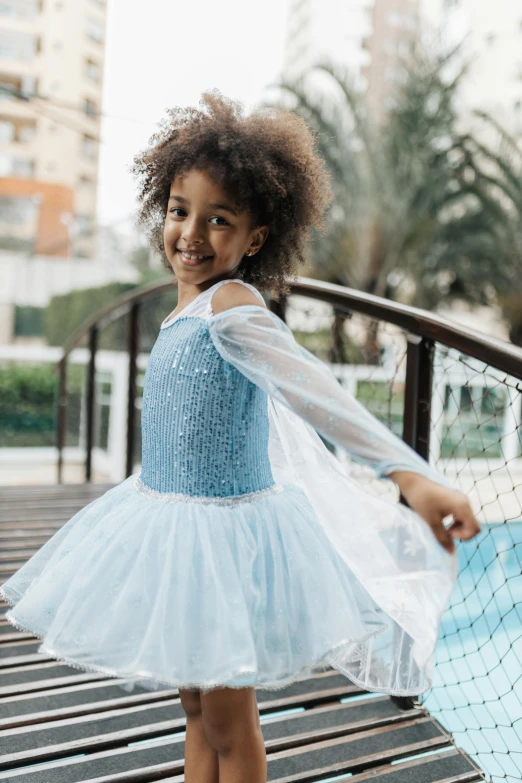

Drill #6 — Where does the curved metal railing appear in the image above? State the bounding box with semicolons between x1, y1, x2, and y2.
55;275;522;483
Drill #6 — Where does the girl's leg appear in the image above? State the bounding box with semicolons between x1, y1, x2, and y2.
179;688;219;783
200;686;266;783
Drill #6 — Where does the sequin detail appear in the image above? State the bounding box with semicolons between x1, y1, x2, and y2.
140;316;275;497
133;475;283;505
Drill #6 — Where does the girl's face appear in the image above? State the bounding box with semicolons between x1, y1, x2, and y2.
163;169;268;286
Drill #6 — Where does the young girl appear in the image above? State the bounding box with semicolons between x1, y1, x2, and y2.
1;92;480;783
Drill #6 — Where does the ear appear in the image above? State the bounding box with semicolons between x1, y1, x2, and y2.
246;226;269;256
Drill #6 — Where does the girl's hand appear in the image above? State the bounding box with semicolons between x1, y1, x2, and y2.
388;471;482;555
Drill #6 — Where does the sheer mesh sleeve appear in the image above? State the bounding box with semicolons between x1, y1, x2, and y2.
208;304;455;490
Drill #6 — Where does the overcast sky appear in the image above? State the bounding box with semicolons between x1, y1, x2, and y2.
97;0;289;228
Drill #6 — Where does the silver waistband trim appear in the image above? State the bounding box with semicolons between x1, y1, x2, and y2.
133;476;284;506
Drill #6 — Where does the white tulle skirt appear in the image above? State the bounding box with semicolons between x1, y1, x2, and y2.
1;393;459;698
1;475;399;694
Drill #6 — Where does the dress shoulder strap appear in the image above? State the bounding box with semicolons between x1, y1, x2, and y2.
207;278;265;316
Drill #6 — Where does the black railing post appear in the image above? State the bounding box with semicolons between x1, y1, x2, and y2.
269;294;287;323
391;334;436;712
56;357;67;484
85;326;98;482
125;302;140;478
402;334;434;459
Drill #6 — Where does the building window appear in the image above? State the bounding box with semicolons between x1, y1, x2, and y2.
0;195;40;252
0;74;38;101
86;59;101;82
75;214;93;236
0;117;36;144
0;117;37;143
82;134;97;159
84;99;97;118
86;17;104;44
0;74;36;100
0;154;35;178
18;123;36;143
0;30;40;61
0;0;41;20
0;118;14;143
14;156;35;177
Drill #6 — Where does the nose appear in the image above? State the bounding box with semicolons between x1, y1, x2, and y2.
181;215;205;246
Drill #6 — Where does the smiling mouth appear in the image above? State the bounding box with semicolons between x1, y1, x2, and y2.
177;249;214;264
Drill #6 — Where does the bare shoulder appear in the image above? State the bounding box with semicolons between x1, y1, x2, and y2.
211;282;266;315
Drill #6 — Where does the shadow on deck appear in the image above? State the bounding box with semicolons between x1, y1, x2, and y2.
0;485;486;783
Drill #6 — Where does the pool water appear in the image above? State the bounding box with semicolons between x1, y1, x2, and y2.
421;521;522;783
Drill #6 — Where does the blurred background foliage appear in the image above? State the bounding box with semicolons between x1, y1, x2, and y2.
269;45;522;349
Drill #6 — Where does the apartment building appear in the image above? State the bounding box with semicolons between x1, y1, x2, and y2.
283;0;420;124
420;0;522;140
0;0;107;258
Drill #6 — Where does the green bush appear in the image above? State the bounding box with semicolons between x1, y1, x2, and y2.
43;280;178;351
0;365;57;447
0;363;86;447
44;282;138;348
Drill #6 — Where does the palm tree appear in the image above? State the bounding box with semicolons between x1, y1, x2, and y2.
267;47;521;355
457;112;522;345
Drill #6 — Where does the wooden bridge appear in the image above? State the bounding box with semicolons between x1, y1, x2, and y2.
0;485;486;783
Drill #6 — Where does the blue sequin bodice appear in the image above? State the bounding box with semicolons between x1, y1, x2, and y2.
140;316;275;497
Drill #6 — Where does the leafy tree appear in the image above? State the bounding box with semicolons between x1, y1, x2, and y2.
269;46;521;354
458;111;522;346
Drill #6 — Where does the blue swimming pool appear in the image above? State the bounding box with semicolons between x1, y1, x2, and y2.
421;521;522;783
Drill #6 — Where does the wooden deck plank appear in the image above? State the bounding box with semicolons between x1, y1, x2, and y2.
266;719;452;780
0;716;455;782
33;750;484;783
0;682;176;730
0;695;417;769
0;641;42;660
0;670;357;729
0;662;109;696
0;536;58;556
0;670;359;727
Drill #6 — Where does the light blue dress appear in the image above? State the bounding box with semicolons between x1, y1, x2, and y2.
0;278;459;695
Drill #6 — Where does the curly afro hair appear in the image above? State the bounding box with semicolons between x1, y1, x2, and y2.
131;91;333;298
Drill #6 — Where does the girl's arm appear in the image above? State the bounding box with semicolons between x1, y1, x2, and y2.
209;295;481;553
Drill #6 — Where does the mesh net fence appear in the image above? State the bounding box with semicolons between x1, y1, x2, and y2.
287;294;522;783
420;346;522;783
